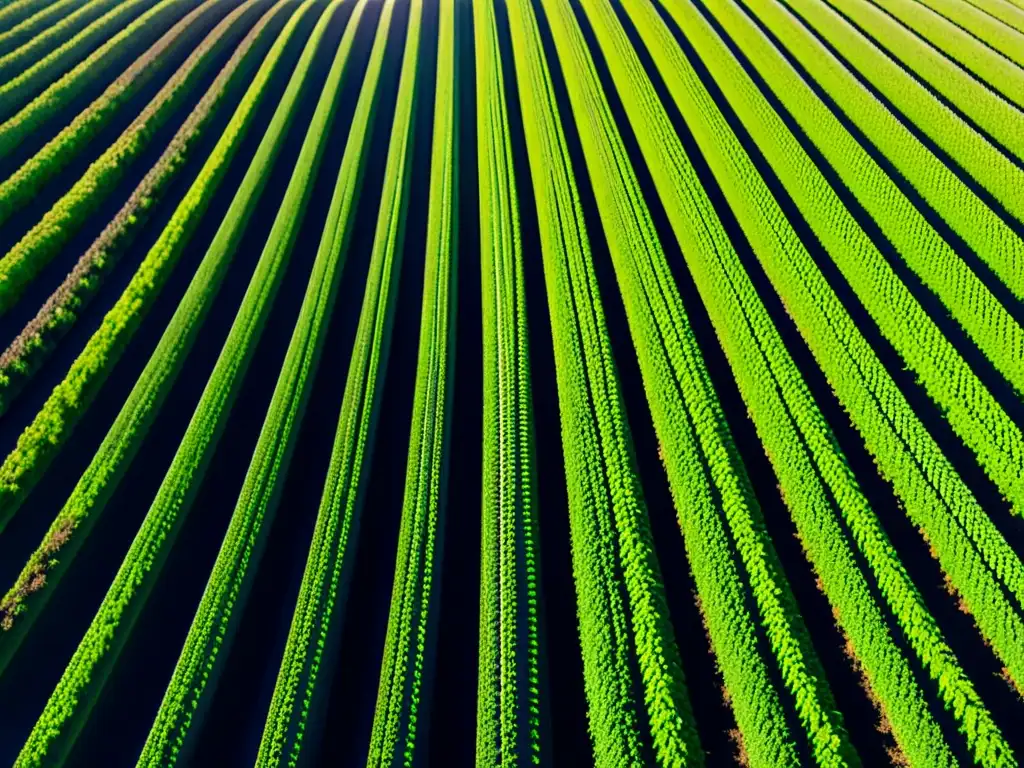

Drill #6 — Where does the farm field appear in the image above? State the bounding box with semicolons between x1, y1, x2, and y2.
0;0;1021;762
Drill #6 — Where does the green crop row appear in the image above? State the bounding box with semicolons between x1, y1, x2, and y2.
0;0;290;669
10;2;326;755
9;1;337;764
916;0;1024;65
473;0;545;762
253;1;399;765
0;0;175;120
0;0;125;84
0;0;235;228
0;0;250;319
0;0;199;157
0;0;56;34
138;2;374;762
0;0;301;539
369;0;453;762
604;0;1014;763
731;0;1023;302
545;0;863;764
649;0;1024;693
0;0;268;421
0;0;91;58
635;0;1024;709
782;0;1024;183
0;0;273;420
962;0;1024;32
504;0;705;762
864;0;1024;106
699;0;1024;512
9;0;323;761
680;0;1024;512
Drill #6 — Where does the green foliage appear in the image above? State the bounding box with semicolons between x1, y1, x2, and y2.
0;0;94;59
864;0;1024;103
252;2;400;764
473;0;545;762
9;3;331;762
696;0;1024;512
0;0;125;83
368;0;454;762
0;0;244;315
0;0;306;538
0;0;62;45
727;0;1024;302
0;0;238;228
774;0;1024;184
915;0;1024;65
960;0;1024;33
136;0;372;761
504;0;708;762
0;0;291;669
543;0;874;763
0;0;185;121
625;0;1024;759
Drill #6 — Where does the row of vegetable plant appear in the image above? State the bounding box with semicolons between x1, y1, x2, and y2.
861;0;1024;105
730;0;1023;301
10;0;346;764
0;0;199;153
0;0;93;58
473;0;545;761
538;0;865;764
369;0;454;760
914;0;1024;65
964;0;1024;30
252;0;403;762
0;0;276;429
0;0;56;35
587;0;1013;762
673;0;1024;513
137;1;380;761
963;0;1024;30
0;0;256;318
630;0;1024;703
0;0;238;227
503;0;707;762
0;0;173;120
694;0;1024;509
0;0;312;536
0;0;293;663
780;0;1024;188
0;0;125;84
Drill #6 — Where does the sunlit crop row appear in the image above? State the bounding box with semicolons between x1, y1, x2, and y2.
0;0;310;537
666;0;1024;515
0;0;246;314
0;0;193;124
0;0;92;58
251;3;412;765
474;0;545;763
8;5;327;763
0;0;268;397
541;0;869;763
613;0;1017;762
779;0;1024;192
0;0;244;228
729;0;1024;302
505;0;705;762
0;0;125;85
369;0;454;761
133;1;371;759
0;0;291;658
